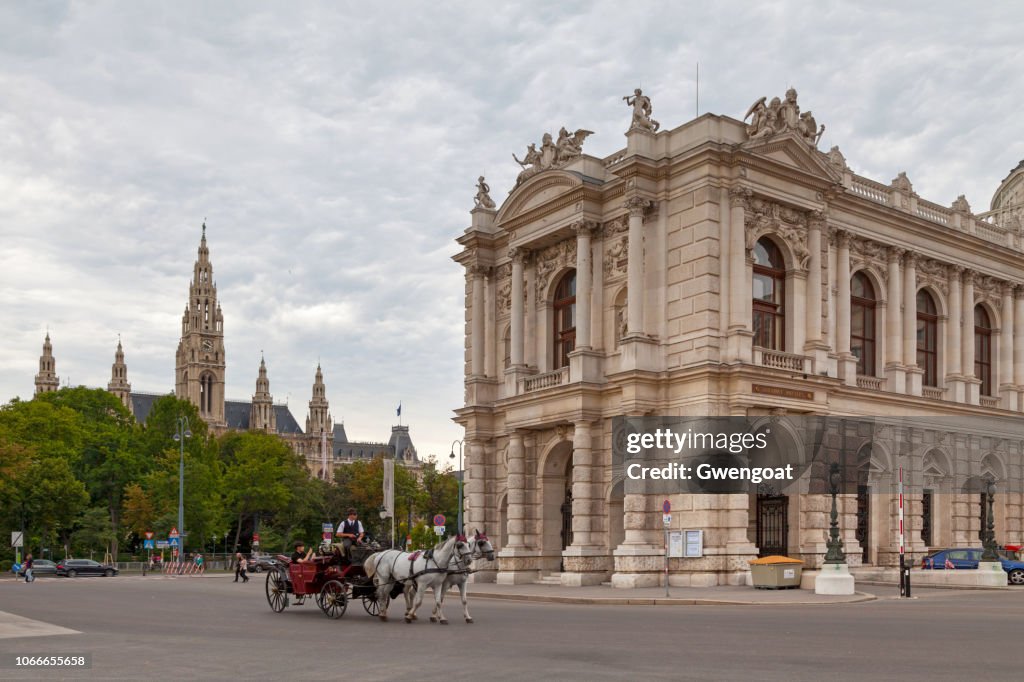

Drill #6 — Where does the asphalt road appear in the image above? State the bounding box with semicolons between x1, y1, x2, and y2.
0;573;1020;681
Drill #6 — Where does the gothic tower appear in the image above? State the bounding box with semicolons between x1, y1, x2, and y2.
107;338;133;413
306;364;334;480
175;223;226;426
250;355;276;433
34;333;59;396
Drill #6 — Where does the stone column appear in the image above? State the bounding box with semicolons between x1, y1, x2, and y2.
509;248;526;367
505;431;527;549
947;267;964;402
835;230;856;384
885;248;905;393
572;222;595;349
1001;283;1017;409
962;271;979;405
562;420;608;586
805;213;827;368
1015;287;1024;411
727;187;752;361
902;253;922;395
625;196;651;336
470;266;488;377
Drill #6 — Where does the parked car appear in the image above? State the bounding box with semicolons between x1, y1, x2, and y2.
920;548;1024;585
56;559;119;577
248;554;281;573
19;559;57;577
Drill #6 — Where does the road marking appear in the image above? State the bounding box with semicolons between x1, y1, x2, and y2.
0;610;80;640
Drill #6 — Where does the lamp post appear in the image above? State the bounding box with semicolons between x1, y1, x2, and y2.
172;416;192;557
981;478;999;562
824;462;847;564
450;440;464;534
378;506;389;547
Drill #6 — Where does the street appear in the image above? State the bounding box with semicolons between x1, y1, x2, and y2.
0;574;1020;681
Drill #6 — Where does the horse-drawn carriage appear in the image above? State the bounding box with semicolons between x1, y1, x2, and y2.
264;546;390;619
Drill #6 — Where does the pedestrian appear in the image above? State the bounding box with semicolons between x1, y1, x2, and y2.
234;552;242;582
195;553;204;574
239;555;249;583
23;553;34;583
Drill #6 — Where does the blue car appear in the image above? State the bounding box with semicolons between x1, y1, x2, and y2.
921;548;1024;585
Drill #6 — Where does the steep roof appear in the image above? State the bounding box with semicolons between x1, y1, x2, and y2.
128;391;302;435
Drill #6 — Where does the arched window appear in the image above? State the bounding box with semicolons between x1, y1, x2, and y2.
851;272;877;376
916;290;938;387
553;270;576;369
975;306;993;396
752;238;785;350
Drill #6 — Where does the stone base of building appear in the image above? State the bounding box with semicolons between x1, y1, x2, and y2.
469;558;499;584
814;563;856;595
561;547;612;586
611;545;754;587
495;548;544;584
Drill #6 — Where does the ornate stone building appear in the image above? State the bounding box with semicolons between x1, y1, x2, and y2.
32;226;419;479
453;88;1024;587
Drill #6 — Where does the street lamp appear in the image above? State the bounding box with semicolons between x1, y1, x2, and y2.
450;440;464;534
378;506;389;547
981;477;999;562
824;462;846;564
172;416;192;558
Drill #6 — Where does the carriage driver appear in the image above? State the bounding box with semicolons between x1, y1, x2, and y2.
336;508;365;561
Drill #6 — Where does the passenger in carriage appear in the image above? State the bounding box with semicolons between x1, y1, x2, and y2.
290;541;311;563
336;508;365;562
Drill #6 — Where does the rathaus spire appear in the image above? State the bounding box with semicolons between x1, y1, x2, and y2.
306;363;333;435
107;337;133;413
250;354;276;433
34;332;59;397
175;222;226;427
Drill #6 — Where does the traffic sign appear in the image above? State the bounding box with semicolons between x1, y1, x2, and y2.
433;514;446;526
143;539;155;549
144;531;154;540
169;527;179;538
322;522;334;541
11;531;23;548
168;538;180;547
662;499;671;514
156;540;170;549
662;513;672;528
434;525;445;536
253;533;260;546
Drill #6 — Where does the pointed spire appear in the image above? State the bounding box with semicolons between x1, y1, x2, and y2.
108;337;132;412
35;333;59;397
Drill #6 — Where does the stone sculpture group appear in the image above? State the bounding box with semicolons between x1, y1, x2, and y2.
513;127;593;186
744;88;824;147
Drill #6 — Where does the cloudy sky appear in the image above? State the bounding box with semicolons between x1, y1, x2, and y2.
1;2;1021;461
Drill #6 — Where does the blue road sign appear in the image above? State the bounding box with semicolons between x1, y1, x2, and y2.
168;537;180;547
143;539;155;549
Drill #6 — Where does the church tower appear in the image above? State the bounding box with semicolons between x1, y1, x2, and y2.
305;363;333;480
250;355;276;433
34;333;59;396
107;338;133;413
175;223;226;426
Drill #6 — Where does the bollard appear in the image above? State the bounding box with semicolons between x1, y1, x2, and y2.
903;566;911;598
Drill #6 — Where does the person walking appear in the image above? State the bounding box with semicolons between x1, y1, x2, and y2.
23;553;34;583
239;555;249;583
234;552;242;582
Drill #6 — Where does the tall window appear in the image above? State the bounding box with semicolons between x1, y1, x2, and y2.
922;489;933;546
916;290;939;387
851;272;877;376
752;238;785;350
975;306;993;396
553;270;576;369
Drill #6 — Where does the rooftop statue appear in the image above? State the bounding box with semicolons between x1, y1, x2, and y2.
513;127;593;186
744;88;824;147
474;176;496;209
623;88;660;132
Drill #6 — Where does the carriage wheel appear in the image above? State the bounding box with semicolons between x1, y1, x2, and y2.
266;570;289;613
318;580;348;619
362;594;381;617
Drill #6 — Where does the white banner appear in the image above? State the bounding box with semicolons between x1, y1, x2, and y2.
383;458;394;518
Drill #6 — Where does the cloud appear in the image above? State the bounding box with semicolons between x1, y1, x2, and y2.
0;3;1021;459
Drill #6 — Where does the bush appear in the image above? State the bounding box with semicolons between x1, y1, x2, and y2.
0;560;13;573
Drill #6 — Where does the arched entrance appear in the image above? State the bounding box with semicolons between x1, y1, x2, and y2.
607;479;624;552
539;440;573;573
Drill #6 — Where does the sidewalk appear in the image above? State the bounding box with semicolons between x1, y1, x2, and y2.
466;582;875;606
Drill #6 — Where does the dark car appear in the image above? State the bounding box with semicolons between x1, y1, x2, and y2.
19;559;57;577
921;548;1024;585
249;554;281;573
56;559;119;577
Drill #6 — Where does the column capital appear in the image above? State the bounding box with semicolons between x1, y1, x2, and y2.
808;209;828;229
962;269;976;286
468;264;492;278
903;251;918;268
624;195;653;217
1015;284;1024;300
1001;281;1016;298
949;264;965;279
887;246;905;263
508;246;531;265
728;185;753;209
570;219;600;237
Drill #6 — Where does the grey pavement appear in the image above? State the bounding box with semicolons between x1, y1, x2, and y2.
0;572;1021;681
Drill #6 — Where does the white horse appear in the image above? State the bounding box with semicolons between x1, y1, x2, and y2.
431;528;495;624
363;535;473;624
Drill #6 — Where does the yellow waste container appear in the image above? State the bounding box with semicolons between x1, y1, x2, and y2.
749;555;803;589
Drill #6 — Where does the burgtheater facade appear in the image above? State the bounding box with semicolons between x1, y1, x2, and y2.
453;88;1024;587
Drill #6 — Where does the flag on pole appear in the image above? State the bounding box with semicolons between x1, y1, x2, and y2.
396;402;401;417
383;458;394;518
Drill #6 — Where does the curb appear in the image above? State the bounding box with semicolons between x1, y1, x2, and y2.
468;590;877;606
